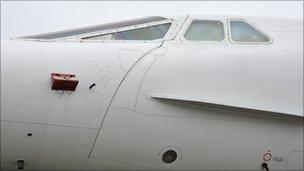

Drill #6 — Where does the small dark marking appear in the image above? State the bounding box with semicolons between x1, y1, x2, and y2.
17;160;25;170
162;150;177;164
89;83;96;89
27;133;32;137
261;162;269;171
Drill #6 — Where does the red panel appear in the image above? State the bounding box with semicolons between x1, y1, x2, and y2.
51;73;79;91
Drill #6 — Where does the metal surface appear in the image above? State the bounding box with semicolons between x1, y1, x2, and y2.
1;15;303;170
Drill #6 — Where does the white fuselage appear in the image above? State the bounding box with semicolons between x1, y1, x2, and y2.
1;15;303;170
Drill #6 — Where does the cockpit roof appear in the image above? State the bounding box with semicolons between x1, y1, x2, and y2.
21;16;167;40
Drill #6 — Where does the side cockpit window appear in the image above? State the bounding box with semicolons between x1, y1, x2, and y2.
184;20;224;41
82;23;171;40
229;20;270;43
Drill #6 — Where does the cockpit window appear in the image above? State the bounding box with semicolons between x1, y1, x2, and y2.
184;20;225;41
20;16;167;40
82;23;171;40
229;20;270;42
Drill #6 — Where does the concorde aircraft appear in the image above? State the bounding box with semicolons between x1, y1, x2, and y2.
1;15;303;170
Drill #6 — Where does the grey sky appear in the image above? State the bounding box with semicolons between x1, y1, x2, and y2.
1;1;303;39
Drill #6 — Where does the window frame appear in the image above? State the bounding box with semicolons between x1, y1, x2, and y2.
180;18;227;42
227;19;273;44
18;19;175;43
79;20;174;43
81;22;172;42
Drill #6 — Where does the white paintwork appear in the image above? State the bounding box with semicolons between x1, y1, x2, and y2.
1;15;303;170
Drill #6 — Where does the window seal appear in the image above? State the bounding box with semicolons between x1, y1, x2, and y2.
227;19;273;44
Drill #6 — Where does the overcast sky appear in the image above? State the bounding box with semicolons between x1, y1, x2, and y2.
1;1;303;38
